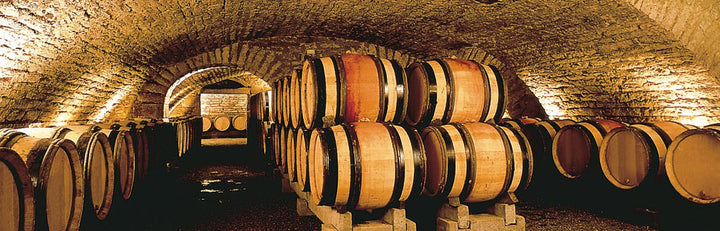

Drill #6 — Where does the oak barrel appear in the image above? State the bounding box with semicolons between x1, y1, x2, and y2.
0;130;84;231
290;69;303;129
213;116;231;132
174;121;187;156
101;128;136;201
283;75;291;127
18;127;115;221
280;126;288;173
232;115;247;131
286;128;297;182
519;119;575;189
422;122;526;202
499;117;540;130
301;54;408;129
202;117;212;132
278;77;287;126
308;122;425;210
271;81;279;123
406;59;506;126
296;128;311;191
598;121;693;190
665;128;720;204
552;119;625;179
118;121;152;186
0;147;34;231
273;124;283;166
266;123;277;164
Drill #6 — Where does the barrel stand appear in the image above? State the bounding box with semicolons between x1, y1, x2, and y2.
437;196;525;231
280;171;293;193
290;179;416;231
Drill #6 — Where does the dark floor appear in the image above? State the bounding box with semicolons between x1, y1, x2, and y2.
79;142;717;231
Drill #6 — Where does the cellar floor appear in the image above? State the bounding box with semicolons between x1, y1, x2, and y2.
80;141;715;231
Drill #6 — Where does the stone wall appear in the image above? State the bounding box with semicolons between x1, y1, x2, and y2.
0;0;717;126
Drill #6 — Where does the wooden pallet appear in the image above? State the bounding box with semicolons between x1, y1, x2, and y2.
437;197;525;231
286;174;416;231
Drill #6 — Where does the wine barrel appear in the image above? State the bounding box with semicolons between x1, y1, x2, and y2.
118;121;152;186
665;128;720;204
499;117;540;130
232;115;247;131
283;75;291;127
173;122;185;157
0;147;34;231
271;81;278;123
273;124;283;166
213;116;231;132
249;91;268;123
406;59;506;127
599;121;693;190
263;91;272;122
101;128;136;201
552;119;625;179
158;122;180;172
280;126;288;173
296;128;311;192
301;54;408;129
133;124;151;185
290;69;303;129
519;119;576;189
500;124;534;191
202;116;212;132
309;122;425;210
287;128;297;182
18;127;115;221
265;123;276;164
0;130;84;231
277;77;286;126
423;123;526;202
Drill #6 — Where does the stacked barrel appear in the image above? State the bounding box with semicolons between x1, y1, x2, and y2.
247;91;273;158
405;59;538;204
0;117;198;231
270;54;428;211
267;52;720;222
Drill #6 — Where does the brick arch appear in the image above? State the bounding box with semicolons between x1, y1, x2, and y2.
163;66;270;118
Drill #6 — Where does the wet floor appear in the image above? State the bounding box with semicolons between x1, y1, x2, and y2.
80;143;321;231
79;142;716;231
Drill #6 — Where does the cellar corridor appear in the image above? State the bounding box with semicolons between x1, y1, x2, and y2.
1;1;720;230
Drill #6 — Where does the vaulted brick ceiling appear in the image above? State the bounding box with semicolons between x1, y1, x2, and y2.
0;0;718;126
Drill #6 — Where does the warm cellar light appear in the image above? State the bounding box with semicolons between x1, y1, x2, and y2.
678;116;712;127
93;85;132;122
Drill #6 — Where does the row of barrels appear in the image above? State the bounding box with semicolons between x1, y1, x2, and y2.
248;92;272;156
201;115;247;133
270;54;507;130
0;119;194;231
174;117;202;158
269;117;720;212
270;121;533;210
502;117;720;205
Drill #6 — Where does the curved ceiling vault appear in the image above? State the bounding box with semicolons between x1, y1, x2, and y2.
0;0;718;126
164;66;269;118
